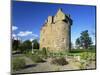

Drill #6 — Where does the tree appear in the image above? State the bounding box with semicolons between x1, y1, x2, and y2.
75;38;81;48
12;39;20;51
75;30;93;49
23;40;32;49
32;39;39;49
19;40;32;53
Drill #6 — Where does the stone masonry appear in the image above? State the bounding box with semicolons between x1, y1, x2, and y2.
40;8;72;52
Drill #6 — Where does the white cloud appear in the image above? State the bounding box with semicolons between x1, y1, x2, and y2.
12;26;18;31
17;31;32;37
17;31;38;37
12;34;16;37
32;34;38;37
30;38;34;42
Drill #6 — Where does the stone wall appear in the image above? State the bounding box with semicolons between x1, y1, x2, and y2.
40;8;72;52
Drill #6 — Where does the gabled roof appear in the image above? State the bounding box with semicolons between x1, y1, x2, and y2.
56;8;65;16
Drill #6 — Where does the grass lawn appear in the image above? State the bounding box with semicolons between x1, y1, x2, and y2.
25;49;96;61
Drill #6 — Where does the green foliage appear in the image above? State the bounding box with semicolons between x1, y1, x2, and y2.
41;47;47;58
68;49;96;62
75;30;93;49
12;39;20;51
79;61;86;69
80;52;89;60
69;49;85;53
32;39;39;49
51;57;68;66
88;45;96;51
80;52;95;61
12;58;26;71
76;38;81;48
19;40;31;53
23;40;32;49
18;44;26;53
25;52;45;63
47;51;67;58
25;48;48;61
32;48;48;59
31;55;45;63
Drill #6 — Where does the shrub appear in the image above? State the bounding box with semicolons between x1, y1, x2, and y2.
48;51;67;58
80;52;87;60
12;58;26;71
79;61;86;69
80;52;95;60
42;47;47;56
36;47;48;59
51;57;68;66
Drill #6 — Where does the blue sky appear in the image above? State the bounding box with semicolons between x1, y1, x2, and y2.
12;1;96;45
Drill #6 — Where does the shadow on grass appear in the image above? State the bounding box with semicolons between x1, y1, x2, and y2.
24;64;37;69
69;50;84;53
69;49;96;53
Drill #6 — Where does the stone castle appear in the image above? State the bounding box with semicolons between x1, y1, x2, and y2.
40;8;72;52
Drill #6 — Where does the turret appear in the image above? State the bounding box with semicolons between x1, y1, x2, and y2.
54;8;72;25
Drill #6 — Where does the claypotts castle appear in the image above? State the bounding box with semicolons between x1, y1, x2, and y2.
40;8;72;52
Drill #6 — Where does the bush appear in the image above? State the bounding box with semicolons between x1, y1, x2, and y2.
12;58;26;71
80;52;88;60
35;48;48;59
48;51;67;58
42;47;47;58
79;60;87;69
51;57;68;66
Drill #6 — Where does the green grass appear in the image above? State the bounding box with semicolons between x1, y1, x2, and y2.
12;57;26;71
25;49;96;63
68;49;95;55
25;50;46;63
68;50;95;62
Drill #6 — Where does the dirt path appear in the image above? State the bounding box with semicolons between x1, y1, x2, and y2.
13;54;95;74
14;57;80;74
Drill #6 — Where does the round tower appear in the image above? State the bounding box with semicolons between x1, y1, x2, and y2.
53;8;72;51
